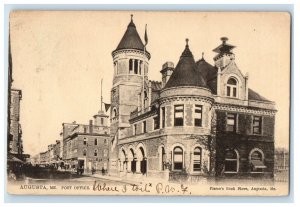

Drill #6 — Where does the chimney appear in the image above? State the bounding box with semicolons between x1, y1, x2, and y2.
213;37;236;69
160;62;174;88
89;120;93;134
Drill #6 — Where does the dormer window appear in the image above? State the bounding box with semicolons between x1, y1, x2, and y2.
226;78;238;98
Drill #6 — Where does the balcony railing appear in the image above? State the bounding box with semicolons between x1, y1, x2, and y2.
130;105;154;119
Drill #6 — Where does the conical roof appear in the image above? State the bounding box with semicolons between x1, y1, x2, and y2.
114;15;145;52
164;39;208;89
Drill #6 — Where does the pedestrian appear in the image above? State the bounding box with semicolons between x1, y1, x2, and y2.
80;166;84;175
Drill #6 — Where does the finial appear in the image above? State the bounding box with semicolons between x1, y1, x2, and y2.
221;37;228;45
185;38;189;46
202;52;204;59
131;14;133;21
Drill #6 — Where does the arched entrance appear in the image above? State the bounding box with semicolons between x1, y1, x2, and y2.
136;147;147;175
119;149;127;172
128;148;136;173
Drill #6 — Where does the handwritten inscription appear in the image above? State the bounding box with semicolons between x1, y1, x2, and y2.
92;180;190;195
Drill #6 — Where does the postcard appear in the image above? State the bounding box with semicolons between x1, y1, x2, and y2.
7;11;290;196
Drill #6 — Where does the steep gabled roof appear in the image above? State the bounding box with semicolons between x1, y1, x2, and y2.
149;80;162;104
196;58;218;81
164;40;208;89
248;88;271;102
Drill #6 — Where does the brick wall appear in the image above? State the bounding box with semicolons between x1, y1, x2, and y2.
215;110;275;176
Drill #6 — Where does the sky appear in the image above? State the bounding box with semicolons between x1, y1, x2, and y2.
10;11;290;156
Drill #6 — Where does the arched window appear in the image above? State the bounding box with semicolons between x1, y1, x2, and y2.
114;61;118;74
94;138;98;146
224;149;238;173
83;149;87;156
94;149;98;157
104;139;107;145
226;77;238;98
83;138;87;145
173;146;183;170
193;147;202;171
250;149;266;172
112;108;117;118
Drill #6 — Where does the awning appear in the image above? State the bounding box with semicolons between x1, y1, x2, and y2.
7;154;24;163
251;160;267;169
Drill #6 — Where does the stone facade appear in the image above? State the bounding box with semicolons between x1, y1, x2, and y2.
9;89;23;155
108;16;276;182
63;133;110;172
62;110;110;173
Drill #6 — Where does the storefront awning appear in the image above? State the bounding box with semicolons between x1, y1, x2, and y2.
8;154;24;163
251;160;267;169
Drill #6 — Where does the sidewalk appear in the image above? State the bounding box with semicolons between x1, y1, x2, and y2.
86;173;165;185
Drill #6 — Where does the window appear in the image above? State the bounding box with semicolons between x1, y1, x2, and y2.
83;138;87;145
134;59;138;74
194;105;202;127
253;116;262;134
94;149;98;157
142;121;147;133
160;147;166;171
173;147;183;170
103;149;108;157
83;149;87;156
224;150;238;172
101;118;104;125
114;61;118;74
250;150;266;172
193;147;202;171
153;116;159;130
226;78;238;98
226;113;237;132
133;124;137;135
161;107;166;128
129;59;133;73
139;60;142;75
143;91;148;108
112;108;117;118
94;138;98;145
174;105;184;126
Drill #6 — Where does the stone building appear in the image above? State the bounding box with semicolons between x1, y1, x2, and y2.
108;16;276;181
39;151;49;165
52;140;61;166
9;89;23;157
62;110;110;173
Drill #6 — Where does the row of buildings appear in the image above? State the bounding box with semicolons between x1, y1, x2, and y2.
7;32;29;170
32;110;111;173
